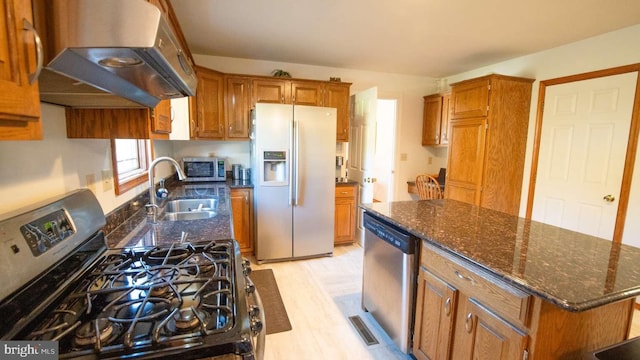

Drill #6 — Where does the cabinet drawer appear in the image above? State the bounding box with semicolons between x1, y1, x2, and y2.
335;185;356;198
421;242;530;328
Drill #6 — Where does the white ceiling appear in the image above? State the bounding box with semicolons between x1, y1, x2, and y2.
170;0;640;77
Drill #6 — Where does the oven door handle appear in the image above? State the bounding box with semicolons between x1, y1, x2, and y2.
247;277;266;360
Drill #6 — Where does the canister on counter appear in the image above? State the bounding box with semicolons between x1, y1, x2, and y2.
232;164;242;180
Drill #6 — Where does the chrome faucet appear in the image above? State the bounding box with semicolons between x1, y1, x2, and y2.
146;156;187;221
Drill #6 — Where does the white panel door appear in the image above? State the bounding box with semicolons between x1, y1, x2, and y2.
532;72;637;239
348;87;378;230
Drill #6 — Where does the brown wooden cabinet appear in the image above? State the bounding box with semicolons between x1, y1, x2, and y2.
324;82;351;142
251;77;351;142
413;268;457;360
225;75;251;139
445;74;534;216
230;188;254;254
0;0;42;140
291;80;323;106
191;66;225;139
415;241;634;360
252;78;290;105
416;242;529;360
451;294;528;360
334;183;357;245
150;99;172;134
421;93;451;146
65;101;172;140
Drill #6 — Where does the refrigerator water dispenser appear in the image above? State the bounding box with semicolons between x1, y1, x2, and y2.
261;150;288;186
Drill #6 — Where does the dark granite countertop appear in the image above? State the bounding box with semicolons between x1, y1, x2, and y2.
360;199;640;312
106;180;253;249
336;180;358;186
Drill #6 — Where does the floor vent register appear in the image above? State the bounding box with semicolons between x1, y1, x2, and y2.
348;315;379;346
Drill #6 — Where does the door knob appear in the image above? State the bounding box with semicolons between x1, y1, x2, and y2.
603;194;615;202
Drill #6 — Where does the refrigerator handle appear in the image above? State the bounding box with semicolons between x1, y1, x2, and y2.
294;119;300;206
289;117;295;206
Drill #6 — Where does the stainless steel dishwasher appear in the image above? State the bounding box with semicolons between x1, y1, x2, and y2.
362;211;419;354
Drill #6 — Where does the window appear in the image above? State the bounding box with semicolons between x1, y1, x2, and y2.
111;139;149;195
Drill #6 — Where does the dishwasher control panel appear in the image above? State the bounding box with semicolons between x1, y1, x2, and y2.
363;212;416;254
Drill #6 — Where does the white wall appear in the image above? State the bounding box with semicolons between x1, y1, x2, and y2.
438;24;640;246
0;104;149;215
193;55;437;201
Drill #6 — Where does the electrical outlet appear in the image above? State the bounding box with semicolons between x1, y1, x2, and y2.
85;174;96;193
400;153;408;161
428;157;433;165
101;170;113;192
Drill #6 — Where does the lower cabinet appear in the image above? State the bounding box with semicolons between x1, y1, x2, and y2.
335;184;357;245
451;294;527;360
413;241;635;360
414;243;529;360
413;268;457;360
230;188;254;254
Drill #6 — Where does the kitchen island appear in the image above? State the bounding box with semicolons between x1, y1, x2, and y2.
361;199;640;359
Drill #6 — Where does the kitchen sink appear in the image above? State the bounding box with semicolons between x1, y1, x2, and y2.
165;198;218;212
163;211;217;221
161;198;219;221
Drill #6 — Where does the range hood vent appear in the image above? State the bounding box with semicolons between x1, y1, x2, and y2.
35;0;197;108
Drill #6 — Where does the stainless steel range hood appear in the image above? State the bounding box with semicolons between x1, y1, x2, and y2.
34;0;197;108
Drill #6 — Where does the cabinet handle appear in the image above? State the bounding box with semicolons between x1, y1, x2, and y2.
465;313;473;333
455;270;475;284
444;297;451;316
23;19;43;84
340;191;348;195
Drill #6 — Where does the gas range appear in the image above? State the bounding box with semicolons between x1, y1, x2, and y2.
0;189;264;359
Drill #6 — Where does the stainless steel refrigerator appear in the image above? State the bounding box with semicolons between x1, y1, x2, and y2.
252;103;337;262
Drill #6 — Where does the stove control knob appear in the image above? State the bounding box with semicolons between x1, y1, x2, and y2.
251;318;263;335
242;260;252;276
249;305;260;318
245;282;256;294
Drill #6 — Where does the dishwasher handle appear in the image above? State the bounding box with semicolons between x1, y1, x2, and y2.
363;212;417;254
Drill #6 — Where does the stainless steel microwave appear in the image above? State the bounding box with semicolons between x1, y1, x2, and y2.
182;157;227;182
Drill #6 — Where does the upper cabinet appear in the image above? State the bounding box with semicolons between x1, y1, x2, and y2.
252;78;290;105
421;93;450;146
66;101;173;140
191;66;225;140
250;77;351;142
323;82;351;142
225;75;252;139
444;74;534;216
0;0;42;140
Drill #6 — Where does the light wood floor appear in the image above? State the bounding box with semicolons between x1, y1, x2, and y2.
249;244;411;360
250;243;640;359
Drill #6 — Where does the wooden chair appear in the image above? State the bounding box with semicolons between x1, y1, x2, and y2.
415;174;443;200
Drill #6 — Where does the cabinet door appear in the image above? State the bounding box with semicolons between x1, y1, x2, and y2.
413;268;458;360
230;188;254;254
194;66;225;139
252;78;289;107
0;0;42;138
452;295;527;360
291;80;322;106
334;199;355;245
151;99;172;134
450;79;490;119
65;108;150;139
422;94;443;146
225;76;251;139
440;93;451;145
444;117;487;205
324;82;350;142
